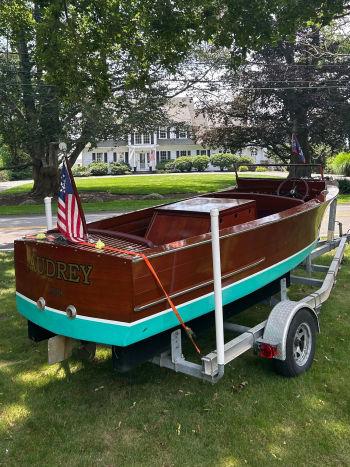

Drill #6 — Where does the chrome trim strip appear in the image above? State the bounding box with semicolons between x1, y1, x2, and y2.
134;257;266;312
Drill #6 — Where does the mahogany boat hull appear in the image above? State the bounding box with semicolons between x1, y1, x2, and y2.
14;180;337;347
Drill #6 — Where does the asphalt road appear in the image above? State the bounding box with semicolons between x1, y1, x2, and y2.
1;204;349;251
0;212;116;250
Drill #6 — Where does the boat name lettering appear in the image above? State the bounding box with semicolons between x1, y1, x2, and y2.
27;254;93;285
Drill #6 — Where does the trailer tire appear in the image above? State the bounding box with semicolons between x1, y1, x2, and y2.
273;309;317;377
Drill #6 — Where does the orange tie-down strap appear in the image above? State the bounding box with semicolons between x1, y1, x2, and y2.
78;241;201;355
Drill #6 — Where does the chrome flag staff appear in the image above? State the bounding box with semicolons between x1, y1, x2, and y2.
57;158;88;242
291;133;306;163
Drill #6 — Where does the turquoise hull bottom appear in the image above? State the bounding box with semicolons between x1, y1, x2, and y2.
16;241;316;347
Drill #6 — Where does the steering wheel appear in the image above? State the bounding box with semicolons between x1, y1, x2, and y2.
276;178;309;200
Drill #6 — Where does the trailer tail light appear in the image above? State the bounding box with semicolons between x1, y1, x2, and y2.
258;343;278;359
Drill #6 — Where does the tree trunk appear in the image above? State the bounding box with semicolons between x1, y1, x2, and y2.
31;143;60;198
31;163;59;198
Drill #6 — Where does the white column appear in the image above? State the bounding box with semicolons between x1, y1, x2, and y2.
210;208;225;376
44;197;53;231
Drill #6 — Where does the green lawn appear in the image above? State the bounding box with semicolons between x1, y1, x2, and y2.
1;249;350;465
2;173;348;216
2;173;237;196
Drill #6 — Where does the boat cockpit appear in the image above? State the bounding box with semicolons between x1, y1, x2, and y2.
86;175;326;250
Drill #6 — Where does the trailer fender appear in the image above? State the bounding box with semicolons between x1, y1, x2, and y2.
258;300;319;361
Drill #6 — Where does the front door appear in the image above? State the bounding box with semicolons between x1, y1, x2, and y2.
139;153;146;170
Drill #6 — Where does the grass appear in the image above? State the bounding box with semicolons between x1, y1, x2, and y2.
338;194;350;203
1;248;350;465
2;173;237;196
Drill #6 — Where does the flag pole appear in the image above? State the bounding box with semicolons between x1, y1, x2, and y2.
64;156;88;236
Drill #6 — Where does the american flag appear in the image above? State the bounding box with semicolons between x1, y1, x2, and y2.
57;159;88;242
291;133;305;163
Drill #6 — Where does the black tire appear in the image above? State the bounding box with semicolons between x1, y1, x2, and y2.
273;309;317;377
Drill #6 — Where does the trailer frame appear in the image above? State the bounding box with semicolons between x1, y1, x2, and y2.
150;198;349;383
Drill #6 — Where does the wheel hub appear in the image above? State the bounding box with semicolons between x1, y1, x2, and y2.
293;323;312;367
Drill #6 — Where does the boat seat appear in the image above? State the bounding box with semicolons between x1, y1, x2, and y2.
211;192;303;217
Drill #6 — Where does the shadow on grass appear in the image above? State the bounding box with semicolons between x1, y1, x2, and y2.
1;251;350;465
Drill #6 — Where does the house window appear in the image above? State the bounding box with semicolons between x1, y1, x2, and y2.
180;150;187;156
96;153;102;162
143;134;150;144
158;128;167;139
134;133;142;145
200;150;207;155
179;130;187;139
251;147;257;157
160;151;167;162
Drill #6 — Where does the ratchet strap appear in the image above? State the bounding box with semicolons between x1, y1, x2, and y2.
78;240;202;355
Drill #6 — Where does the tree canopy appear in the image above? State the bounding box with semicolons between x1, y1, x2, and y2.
200;20;350;174
0;0;349;195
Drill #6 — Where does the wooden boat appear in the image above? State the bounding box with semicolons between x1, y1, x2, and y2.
14;168;337;364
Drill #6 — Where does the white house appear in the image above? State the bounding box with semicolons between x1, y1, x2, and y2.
79;97;268;171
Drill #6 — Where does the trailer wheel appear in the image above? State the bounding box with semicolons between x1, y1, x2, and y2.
274;309;317;377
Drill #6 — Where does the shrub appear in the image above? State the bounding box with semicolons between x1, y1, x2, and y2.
192;155;209;172
255;166;268;172
174;156;192;172
325;156;335;174
210;153;237;171
156;161;169;171
165;160;177;172
72;165;90;177
331;152;350;176
7;166;33;180
237;155;254;166
238;165;249;172
88;162;109;176
0;170;10;182
338;178;350;194
110;162;131;175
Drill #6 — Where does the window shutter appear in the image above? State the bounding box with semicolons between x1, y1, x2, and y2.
104;153;108;163
125;152;129;163
167;151;171;159
167;128;171;139
151;133;154;144
176;128;179;138
131;134;134;144
156;151;159;163
207;150;211;156
188;150;191;156
196;150;200;155
92;153;96;162
113;152;117;162
176;151;179;158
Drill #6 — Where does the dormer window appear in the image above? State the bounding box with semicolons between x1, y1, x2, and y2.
133;133;151;145
179;130;187;139
158;128;167;139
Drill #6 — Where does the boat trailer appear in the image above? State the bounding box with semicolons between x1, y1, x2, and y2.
150;198;349;382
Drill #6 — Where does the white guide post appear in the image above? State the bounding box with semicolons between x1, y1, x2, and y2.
44;196;53;231
210;208;225;376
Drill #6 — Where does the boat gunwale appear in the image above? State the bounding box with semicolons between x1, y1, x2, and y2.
132;185;337;262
